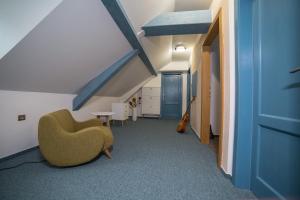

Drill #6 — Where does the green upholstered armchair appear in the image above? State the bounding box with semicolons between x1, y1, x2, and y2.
38;109;113;167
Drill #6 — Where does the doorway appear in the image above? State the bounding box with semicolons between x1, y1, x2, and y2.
161;73;182;119
209;36;221;155
200;9;224;167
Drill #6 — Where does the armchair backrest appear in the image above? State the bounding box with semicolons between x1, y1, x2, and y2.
49;109;75;132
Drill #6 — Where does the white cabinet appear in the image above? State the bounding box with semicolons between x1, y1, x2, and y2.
112;103;129;121
142;87;161;116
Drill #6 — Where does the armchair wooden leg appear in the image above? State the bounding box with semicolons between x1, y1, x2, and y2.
104;149;112;159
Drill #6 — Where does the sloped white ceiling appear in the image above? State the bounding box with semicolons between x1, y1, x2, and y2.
120;0;175;69
0;0;211;97
0;0;139;95
175;0;212;11
96;57;151;96
0;0;63;59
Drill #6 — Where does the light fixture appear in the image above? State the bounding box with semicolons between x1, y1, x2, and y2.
175;44;187;52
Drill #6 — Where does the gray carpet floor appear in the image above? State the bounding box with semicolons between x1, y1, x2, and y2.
0;118;256;200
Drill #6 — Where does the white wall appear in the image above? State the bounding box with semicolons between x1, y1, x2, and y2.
0;90;119;159
189;0;235;174
189;37;203;138
0;0;63;59
210;0;236;175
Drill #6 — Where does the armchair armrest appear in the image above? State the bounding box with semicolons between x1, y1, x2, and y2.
74;118;103;131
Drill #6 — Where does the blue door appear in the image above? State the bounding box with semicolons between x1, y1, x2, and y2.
161;73;182;119
252;0;300;199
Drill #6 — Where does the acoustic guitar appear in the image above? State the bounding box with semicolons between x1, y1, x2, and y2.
176;97;195;133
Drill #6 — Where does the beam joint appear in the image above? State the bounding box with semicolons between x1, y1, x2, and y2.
101;0;157;75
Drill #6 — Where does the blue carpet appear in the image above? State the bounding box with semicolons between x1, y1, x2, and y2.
0;119;256;200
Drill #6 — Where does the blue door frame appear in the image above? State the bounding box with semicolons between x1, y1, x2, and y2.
161;72;182;119
232;0;254;189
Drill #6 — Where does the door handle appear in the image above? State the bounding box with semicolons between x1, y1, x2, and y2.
290;67;300;74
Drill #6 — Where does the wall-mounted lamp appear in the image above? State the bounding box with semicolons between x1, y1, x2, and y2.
175;44;187;52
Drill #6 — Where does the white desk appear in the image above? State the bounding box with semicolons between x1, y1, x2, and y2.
90;112;114;127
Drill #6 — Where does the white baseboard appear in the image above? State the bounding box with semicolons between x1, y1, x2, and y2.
190;126;200;138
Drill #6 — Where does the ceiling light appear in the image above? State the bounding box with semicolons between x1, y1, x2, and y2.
175;45;187;52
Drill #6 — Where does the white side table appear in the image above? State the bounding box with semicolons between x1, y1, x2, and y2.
90;112;114;127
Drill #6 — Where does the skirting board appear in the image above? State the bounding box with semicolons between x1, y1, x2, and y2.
221;167;232;180
0;146;39;163
190;125;200;138
143;115;160;118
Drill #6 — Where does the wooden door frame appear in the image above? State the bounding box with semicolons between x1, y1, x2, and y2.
200;9;224;167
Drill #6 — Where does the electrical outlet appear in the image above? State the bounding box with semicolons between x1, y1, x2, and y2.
18;114;26;121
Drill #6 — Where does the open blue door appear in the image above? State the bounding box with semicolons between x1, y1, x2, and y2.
251;0;300;199
161;73;182;119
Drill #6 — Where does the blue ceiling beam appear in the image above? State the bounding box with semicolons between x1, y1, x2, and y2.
142;10;212;36
73;49;139;111
101;0;157;76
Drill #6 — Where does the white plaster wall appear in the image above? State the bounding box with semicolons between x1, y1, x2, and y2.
210;0;236;174
0;0;63;59
189;37;204;138
0;90;119;159
189;0;235;175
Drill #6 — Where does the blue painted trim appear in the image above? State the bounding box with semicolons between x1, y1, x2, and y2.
0;146;39;163
73;50;139;111
142;10;211;36
142;24;210;36
160;72;183;119
232;0;254;189
101;0;157;75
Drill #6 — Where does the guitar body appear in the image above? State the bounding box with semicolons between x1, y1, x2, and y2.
176;113;190;133
176;97;194;133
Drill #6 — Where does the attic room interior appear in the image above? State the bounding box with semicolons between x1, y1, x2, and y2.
1;0;299;199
